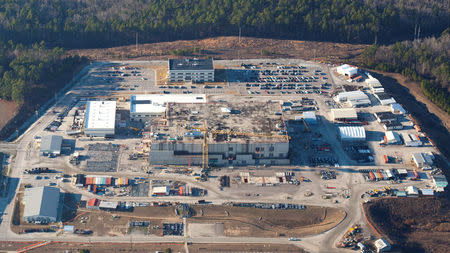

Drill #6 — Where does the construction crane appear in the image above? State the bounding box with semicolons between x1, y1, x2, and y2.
191;122;290;171
191;120;209;171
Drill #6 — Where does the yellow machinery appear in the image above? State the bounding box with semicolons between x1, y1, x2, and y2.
191;121;291;170
192;120;209;170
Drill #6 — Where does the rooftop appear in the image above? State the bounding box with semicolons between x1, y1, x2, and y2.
85;101;116;130
130;94;207;114
169;58;213;71
40;135;63;153
152;100;288;144
23;186;60;219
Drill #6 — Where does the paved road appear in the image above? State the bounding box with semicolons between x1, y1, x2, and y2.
0;61;367;253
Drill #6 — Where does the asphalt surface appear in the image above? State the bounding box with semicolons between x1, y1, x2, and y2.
0;60;393;253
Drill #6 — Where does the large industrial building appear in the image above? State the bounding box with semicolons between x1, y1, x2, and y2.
130;94;207;122
149;101;290;166
336;64;358;76
334;91;370;107
23;186;61;224
39;135;63;156
338;126;366;142
168;58;214;82
84;101;116;137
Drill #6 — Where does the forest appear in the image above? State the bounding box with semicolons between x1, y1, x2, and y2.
0;0;448;48
362;29;450;114
0;40;88;105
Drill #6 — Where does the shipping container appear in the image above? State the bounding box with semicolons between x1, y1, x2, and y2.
369;172;376;181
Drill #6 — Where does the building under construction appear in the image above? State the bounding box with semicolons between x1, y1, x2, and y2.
149;100;290;167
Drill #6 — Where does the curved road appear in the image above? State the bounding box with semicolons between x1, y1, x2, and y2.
0;61;370;253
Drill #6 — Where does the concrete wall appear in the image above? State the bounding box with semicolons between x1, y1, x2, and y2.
149;142;289;166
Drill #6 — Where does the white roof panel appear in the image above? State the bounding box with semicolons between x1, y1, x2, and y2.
338;126;366;140
130;94;206;114
331;108;357;120
85;101;116;130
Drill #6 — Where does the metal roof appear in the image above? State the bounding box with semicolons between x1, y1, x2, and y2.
130;94;206;114
23;186;60;220
40;135;63;154
338;126;366;141
169;58;213;71
331;108;357;120
85;101;116;130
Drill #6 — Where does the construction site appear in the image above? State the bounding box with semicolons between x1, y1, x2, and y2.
149;97;290;167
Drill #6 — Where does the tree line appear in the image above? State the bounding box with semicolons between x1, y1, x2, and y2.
362;29;450;114
0;0;448;48
0;40;88;105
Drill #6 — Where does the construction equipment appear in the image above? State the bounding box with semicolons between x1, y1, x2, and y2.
191;121;291;171
302;119;310;133
129;126;141;132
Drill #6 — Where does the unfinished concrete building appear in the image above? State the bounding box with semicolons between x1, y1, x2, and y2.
149;100;290;167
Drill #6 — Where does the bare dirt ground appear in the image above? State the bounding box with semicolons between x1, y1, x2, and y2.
188;205;346;237
50;205;345;238
0;241;185;253
68;36;368;63
364;198;450;253
189;243;305;253
0;99;19;132
0;241;303;253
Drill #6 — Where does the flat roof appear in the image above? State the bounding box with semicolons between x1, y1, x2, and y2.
85;101;116;130
331;108;357;119
23;186;60;219
130;94;207;114
40;135;63;153
169;58;213;71
152;99;289;144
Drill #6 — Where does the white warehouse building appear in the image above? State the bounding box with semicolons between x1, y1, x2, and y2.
23;186;60;224
338;126;366;142
84;101;116;137
169;58;214;82
336;64;358;76
334;90;371;107
130;94;207;122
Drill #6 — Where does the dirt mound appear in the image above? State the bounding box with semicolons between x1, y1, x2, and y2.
365;198;450;253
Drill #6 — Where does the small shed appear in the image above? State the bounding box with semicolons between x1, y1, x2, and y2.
391;103;406;114
152;186;169;196
406;186;419;197
421;188;434;196
374;238;391;252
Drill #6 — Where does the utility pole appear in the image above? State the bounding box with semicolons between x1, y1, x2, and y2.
136;32;139;51
239;27;241;43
